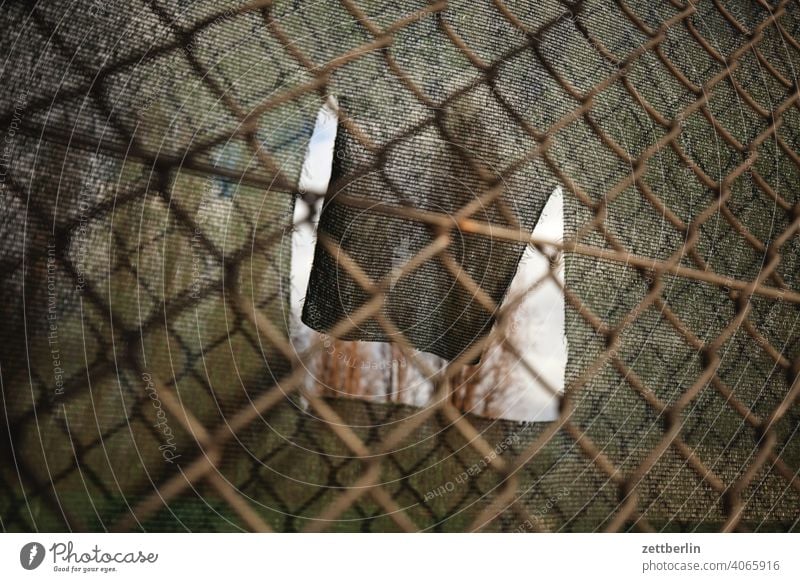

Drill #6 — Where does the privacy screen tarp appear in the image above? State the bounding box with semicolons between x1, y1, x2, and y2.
0;0;799;532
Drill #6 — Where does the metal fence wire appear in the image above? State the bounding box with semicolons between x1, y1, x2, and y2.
1;0;799;532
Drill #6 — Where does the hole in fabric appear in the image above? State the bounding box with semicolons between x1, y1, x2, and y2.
290;98;565;421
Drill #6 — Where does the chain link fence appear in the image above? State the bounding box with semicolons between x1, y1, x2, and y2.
1;0;799;532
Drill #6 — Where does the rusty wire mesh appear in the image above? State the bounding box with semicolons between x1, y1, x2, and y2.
1;0;799;532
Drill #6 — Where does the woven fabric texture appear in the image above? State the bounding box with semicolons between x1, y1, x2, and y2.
0;0;798;533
